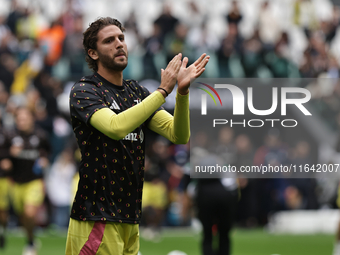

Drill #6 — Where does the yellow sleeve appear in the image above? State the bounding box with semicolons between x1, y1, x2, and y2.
89;91;165;140
148;91;190;144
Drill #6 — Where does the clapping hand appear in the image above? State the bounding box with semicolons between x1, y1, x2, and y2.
177;53;210;95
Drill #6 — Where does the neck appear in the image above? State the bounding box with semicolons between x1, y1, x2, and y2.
97;67;123;86
20;127;34;135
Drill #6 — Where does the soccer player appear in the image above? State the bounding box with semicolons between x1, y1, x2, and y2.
66;17;209;255
0;124;12;249
9;107;50;255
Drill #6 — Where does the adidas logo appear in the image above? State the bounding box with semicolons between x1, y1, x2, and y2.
110;100;120;110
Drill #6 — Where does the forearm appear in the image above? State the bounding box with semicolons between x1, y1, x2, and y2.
173;91;190;143
90;91;165;140
148;91;190;144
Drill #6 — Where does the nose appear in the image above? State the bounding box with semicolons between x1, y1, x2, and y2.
116;38;123;49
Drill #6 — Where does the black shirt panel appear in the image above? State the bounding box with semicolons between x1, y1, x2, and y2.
0;128;11;178
9;129;50;183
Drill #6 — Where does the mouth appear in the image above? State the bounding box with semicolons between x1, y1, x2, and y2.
115;51;126;58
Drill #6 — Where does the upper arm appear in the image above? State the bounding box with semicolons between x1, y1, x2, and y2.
89;108;122;140
69;82;108;125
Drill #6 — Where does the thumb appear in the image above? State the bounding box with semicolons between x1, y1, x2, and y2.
161;68;164;75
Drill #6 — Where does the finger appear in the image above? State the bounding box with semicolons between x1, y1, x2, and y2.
173;53;181;67
161;68;164;76
181;57;189;69
166;56;175;69
170;54;182;69
196;57;209;72
197;56;210;70
174;54;182;73
194;53;207;66
195;68;206;78
167;54;178;69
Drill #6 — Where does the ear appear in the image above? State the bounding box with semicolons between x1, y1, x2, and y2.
88;49;99;60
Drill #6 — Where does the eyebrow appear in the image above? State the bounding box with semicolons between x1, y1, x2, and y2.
101;33;124;43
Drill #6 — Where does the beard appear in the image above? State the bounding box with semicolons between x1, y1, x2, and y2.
97;50;128;72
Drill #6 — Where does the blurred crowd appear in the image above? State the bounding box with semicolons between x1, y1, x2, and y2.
190;127;321;227
0;0;340;235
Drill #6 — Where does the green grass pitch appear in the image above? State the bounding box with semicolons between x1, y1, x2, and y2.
0;228;334;255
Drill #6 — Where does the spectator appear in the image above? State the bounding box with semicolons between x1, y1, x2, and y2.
10;39;44;95
5;0;25;37
265;32;297;78
0;52;16;93
258;1;282;49
240;27;264;77
286;141;318;210
181;1;204;29
293;0;318;37
253;129;290;223
47;147;76;229
38;18;66;73
163;22;192;64
187;21;220;59
226;1;243;26
62;14;85;79
154;4;179;43
60;0;84;35
143;23;163;79
234;134;259;228
215;126;237;166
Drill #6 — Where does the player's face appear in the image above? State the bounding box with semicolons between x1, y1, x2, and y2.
15;108;34;132
95;25;128;72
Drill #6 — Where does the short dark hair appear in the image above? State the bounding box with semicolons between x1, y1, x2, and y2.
83;17;125;72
